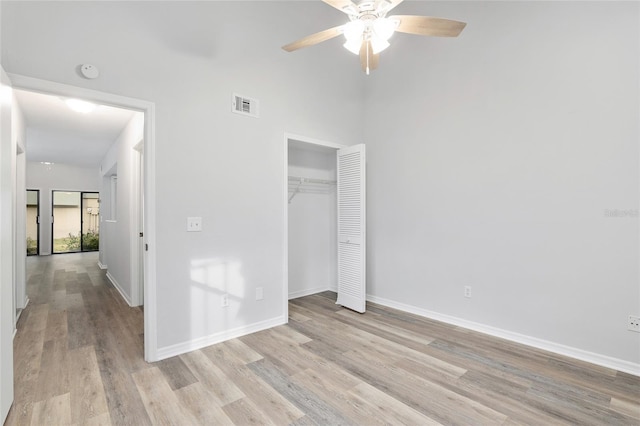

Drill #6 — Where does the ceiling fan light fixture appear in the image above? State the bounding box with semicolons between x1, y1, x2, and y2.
343;38;362;55
343;20;365;42
281;0;467;74
370;36;390;54
373;18;396;41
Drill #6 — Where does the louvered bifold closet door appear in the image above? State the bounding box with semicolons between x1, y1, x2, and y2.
336;144;366;313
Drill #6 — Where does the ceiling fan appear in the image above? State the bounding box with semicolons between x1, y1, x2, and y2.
282;0;467;75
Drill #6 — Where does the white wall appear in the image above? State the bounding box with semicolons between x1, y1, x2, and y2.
364;1;639;368
288;144;337;298
0;65;15;424
26;162;101;255
1;1;364;356
100;112;144;304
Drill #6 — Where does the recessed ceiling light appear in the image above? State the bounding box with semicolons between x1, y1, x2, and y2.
65;98;96;114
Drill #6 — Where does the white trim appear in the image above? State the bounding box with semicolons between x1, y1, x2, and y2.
97;261;107;270
8;74;159;362
285;132;348;151
106;272;132;307
367;294;640;377
129;139;143;307
14;298;27;334
156;315;287;361
40;252;51;256
288;285;333;300
283;132;348;328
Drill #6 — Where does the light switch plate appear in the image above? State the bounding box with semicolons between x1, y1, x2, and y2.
187;217;202;232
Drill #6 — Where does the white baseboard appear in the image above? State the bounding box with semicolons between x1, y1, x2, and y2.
41;252;51;256
22;297;29;311
289;284;334;300
156;315;287;361
97;261;107;270
106;272;132;307
367;295;640;377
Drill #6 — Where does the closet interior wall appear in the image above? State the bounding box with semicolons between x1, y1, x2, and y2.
288;143;337;299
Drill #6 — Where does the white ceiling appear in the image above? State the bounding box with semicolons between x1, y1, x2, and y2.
15;89;137;167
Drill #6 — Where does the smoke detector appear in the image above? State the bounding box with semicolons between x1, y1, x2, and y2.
80;64;99;79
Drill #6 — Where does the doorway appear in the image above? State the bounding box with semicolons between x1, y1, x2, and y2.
9;73;158;362
26;189;39;256
283;133;367;318
51;190;100;254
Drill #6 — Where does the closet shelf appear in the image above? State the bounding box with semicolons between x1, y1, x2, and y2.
288;175;336;203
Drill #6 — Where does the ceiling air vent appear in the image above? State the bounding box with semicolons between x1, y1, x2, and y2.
232;93;259;118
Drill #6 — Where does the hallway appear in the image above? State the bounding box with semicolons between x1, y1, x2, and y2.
8;253;147;424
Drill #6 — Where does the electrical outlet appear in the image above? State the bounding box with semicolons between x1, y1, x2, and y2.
464;286;471;298
187;217;202;232
628;315;640;332
221;294;229;307
256;287;264;301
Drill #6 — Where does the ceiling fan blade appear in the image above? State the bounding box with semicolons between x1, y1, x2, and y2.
322;0;358;15
359;41;380;74
376;0;405;14
389;15;467;37
282;25;345;52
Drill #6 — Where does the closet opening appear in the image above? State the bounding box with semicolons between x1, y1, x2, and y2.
284;133;367;318
287;139;339;301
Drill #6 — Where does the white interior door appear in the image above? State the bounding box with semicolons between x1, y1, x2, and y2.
336;144;366;313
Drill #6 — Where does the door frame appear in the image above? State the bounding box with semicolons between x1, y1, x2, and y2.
131;139;144;306
9;73;159;362
282;132;347;322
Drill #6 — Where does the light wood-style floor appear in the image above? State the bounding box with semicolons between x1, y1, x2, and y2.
6;253;640;425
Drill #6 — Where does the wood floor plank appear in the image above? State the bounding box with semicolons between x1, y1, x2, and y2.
174;382;236;426
93;330;152;425
269;324;312;345
156;355;199;391
67;345;110;423
44;310;68;342
30;392;71;426
35;338;69;402
610;397;640;420
289;368;380;425
288;309;311;323
13;326;45;403
348;381;442;426
222;397;279;426
342;348;508;425
77;411;113;426
66;306;97;350
204;343;306;425
220;338;264;364
132;366;200;425
336;307;437;350
180;349;245;406
240;329;316;376
248;358;355;426
23;303;49;333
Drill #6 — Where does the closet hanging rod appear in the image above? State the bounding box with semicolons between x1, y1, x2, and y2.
288;175;336;185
